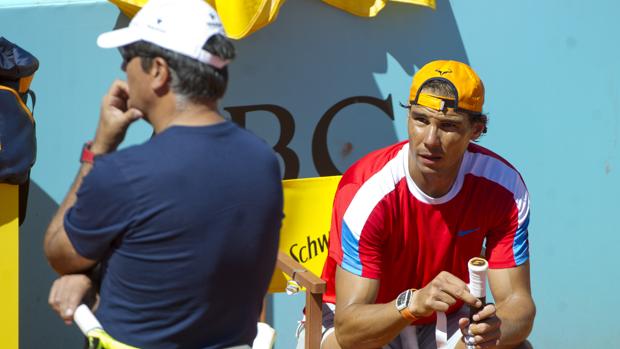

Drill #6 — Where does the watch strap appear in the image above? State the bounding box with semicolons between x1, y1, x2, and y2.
80;141;95;164
400;305;418;322
398;288;418;322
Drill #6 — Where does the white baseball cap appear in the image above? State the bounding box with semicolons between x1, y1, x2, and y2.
97;0;229;68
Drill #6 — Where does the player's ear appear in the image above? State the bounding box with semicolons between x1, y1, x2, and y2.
471;123;483;140
469;115;486;141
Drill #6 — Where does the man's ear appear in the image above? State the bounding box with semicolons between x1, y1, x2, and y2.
471;121;485;141
150;57;171;95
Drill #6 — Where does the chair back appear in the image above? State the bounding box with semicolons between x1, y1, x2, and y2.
268;176;341;293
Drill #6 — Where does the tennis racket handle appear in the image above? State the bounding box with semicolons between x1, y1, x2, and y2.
467;257;488;320
469;296;486;319
74;304;103;335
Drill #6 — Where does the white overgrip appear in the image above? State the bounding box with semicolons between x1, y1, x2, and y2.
74;304;103;336
466;257;489;349
467;257;488;299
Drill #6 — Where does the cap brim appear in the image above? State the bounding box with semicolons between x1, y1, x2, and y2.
97;27;142;49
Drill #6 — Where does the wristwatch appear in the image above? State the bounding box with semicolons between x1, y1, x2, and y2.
395;288;418;322
80;141;95;164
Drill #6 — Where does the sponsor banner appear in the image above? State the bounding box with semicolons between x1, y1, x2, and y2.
268;176;340;293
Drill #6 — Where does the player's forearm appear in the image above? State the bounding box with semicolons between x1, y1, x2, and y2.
334;300;410;349
495;294;536;348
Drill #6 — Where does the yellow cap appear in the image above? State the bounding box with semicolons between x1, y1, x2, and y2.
409;60;485;113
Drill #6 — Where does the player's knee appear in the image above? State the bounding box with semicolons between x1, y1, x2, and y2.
322;330;343;349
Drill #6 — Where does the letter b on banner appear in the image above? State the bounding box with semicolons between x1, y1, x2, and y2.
225;104;300;179
226;95;394;179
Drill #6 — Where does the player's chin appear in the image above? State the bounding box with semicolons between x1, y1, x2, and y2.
416;161;444;174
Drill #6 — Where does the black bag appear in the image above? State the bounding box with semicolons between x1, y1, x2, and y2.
0;37;39;225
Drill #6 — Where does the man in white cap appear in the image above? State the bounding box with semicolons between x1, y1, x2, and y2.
44;0;283;347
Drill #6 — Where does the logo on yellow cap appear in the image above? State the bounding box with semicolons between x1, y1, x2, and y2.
409;60;485;114
435;69;452;76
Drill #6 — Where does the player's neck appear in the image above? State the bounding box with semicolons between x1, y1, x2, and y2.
408;156;462;198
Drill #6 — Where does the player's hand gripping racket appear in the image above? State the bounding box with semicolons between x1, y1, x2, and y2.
465;257;488;349
74;304;139;349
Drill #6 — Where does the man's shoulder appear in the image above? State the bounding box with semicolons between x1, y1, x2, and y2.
90;150;128;176
341;140;408;185
75;151;136;206
193;121;278;161
107;121;276;158
464;143;528;196
233;125;279;158
466;143;519;172
335;141;408;220
94;143;148;171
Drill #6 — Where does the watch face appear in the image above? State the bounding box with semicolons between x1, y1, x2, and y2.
396;289;411;311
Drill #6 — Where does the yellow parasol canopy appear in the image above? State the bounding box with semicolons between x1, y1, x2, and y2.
107;0;434;39
325;0;435;17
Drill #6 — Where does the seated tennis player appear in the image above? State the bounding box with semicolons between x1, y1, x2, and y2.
296;60;535;349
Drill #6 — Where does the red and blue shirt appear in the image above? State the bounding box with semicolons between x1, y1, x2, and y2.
321;141;530;324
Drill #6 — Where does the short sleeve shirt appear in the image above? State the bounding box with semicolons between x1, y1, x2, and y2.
65;122;283;348
321;141;530;324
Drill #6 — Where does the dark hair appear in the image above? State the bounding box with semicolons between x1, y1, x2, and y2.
120;34;235;103
417;80;489;135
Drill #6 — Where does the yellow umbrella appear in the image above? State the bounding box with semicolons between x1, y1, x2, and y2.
208;0;286;40
324;0;435;17
108;0;434;40
108;0;143;18
107;0;285;39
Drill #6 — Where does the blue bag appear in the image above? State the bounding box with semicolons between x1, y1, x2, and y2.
0;37;39;224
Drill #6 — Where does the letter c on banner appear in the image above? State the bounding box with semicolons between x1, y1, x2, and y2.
312;95;394;176
299;246;308;263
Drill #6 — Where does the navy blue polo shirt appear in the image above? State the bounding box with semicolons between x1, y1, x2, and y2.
65;122;282;349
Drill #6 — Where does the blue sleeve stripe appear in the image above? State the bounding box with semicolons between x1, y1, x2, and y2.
341;220;363;276
513;212;530;265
